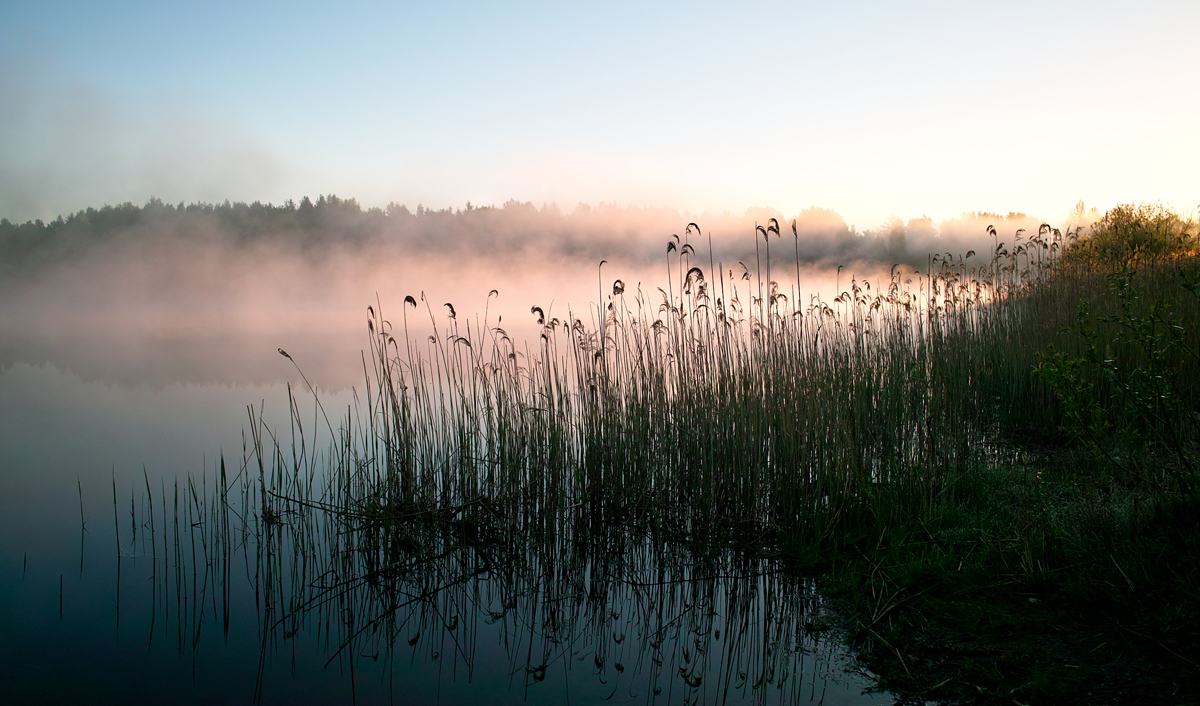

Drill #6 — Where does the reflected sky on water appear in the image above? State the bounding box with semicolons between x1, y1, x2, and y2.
0;233;886;703
0;363;891;705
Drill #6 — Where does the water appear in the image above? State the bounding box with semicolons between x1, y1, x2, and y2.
0;239;889;704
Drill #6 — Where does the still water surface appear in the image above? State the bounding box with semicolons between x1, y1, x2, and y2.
0;246;889;705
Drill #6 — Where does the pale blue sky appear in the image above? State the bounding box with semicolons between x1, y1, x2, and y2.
2;0;1197;227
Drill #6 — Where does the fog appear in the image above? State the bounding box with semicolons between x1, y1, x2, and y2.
0;196;1076;388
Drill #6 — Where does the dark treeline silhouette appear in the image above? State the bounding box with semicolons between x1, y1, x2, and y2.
0;195;1056;275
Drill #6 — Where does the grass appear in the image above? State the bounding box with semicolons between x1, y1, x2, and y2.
348;207;1197;536
822;444;1200;704
816;206;1200;704
124;203;1200;703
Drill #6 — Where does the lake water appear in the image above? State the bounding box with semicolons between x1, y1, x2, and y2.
0;238;891;705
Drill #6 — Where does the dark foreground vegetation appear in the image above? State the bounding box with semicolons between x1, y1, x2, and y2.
820;204;1200;704
118;202;1198;703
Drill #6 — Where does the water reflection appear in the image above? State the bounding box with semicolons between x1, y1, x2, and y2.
0;362;884;703
115;447;887;705
0;215;889;703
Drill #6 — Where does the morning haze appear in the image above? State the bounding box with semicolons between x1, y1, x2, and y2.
1;195;1066;387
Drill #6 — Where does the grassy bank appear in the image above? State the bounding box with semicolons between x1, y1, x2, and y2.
821;445;1200;704
814;204;1200;704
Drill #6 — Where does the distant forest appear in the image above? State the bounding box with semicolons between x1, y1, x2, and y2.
0;195;1059;273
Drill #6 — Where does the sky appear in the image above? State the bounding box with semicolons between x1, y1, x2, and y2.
1;0;1197;229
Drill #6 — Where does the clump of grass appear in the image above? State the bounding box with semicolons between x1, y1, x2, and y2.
353;220;1062;546
349;211;1194;546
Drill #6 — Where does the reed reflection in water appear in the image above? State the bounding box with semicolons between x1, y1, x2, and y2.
115;431;886;705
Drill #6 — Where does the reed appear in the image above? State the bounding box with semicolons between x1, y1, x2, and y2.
120;203;1200;702
337;209;1197;548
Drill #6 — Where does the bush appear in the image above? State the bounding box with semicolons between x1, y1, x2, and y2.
1064;202;1197;266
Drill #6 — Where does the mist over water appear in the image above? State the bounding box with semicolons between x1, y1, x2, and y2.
0;197;1061;387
